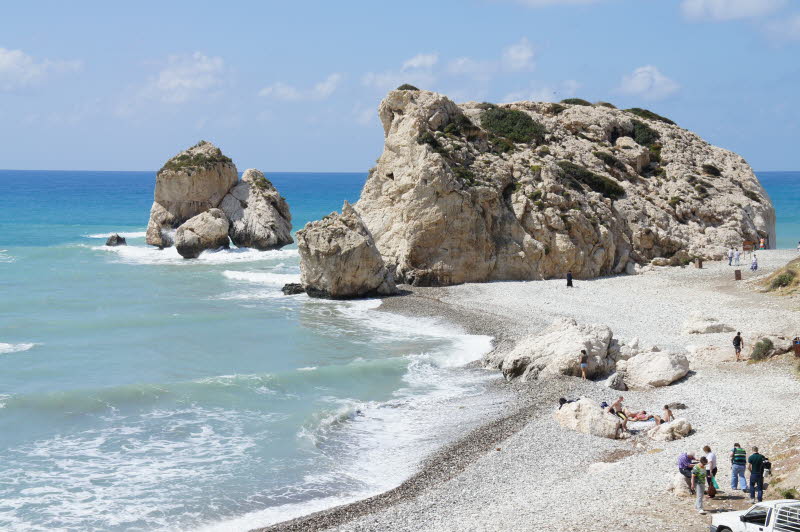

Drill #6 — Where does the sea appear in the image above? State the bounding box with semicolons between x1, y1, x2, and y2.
0;169;797;531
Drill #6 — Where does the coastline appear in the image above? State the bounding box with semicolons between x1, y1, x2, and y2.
257;249;800;532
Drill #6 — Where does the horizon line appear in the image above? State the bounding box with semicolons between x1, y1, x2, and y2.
1;168;798;174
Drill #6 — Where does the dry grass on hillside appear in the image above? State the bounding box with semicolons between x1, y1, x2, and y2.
763;257;800;294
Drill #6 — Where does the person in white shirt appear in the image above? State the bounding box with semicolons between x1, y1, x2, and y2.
751;254;758;271
727;248;734;266
734;248;741;267
703;445;718;489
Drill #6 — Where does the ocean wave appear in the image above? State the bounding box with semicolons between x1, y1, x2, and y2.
84;231;147;239
0;250;14;263
222;270;301;286
94;244;298;266
0;342;37;355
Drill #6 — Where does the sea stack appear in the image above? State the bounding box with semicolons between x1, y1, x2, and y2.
350;89;776;285
145;141;238;248
297;201;397;299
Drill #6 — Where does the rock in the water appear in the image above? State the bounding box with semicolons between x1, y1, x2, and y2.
105;234;127;246
668;472;693;498
647;418;692;441
297;201;398;299
488;318;614;381
683;314;735;334
618;351;689;389
220;169;293;250
352;89;776;285
603;372;627;391
281;283;305;295
174;208;230;259
554;398;622;439
146;141;238;248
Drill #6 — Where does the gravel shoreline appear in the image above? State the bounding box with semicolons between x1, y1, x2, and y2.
256;250;800;532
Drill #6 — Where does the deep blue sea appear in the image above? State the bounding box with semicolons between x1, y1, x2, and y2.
0;169;796;531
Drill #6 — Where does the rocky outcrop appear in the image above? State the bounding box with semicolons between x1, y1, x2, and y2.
146;141;238;248
297;202;397;299
683;314;735;335
617;351;689;389
105;234;127;246
281;283;305;295
647;419;692;441
220;169;293;250
602;372;627;391
487;318;614;381
554;398;622;439
174;208;230;259
354;89;776;285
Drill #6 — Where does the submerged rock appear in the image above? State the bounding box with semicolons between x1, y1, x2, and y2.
297;202;397;299
105;234;127;246
174;208;230;259
146;141;238;248
352;89;776;285
554;398;622;439
220;169;293;250
281;283;305;295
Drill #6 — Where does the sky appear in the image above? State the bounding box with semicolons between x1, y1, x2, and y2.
1;0;799;172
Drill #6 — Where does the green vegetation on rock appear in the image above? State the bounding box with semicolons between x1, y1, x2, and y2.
771;270;796;289
751;338;774;361
593;151;626;171
626;107;676;125
631;120;660;147
595;101;617;109
557;161;625;200
443;114;481;139
560;98;591;106
159;142;233;174
481;108;546;144
744;190;761;203
397;84;419;91
547;103;567;115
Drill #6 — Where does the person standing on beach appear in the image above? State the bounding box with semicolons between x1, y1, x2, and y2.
579;349;588;380
703;445;717;490
691;457;709;514
751;254;758;271
731;443;748;491
566;270;573;287
727;248;734;266
734;248;741;267
748;446;767;503
733;332;744;362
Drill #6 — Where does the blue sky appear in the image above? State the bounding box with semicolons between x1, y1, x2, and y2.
1;0;799;172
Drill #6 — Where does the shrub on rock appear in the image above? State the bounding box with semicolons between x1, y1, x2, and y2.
480;108;546;144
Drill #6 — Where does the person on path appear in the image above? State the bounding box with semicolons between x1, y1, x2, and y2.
733;332;744;362
751;254;758;271
692;457;709;514
566;270;573;288
748;446;767;503
731;443;748;491
728;248;734;266
579;349;588;380
760;238;765;250
678;452;697;488
734;248;741;267
703;445;718;490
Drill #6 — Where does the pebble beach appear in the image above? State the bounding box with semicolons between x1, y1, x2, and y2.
260;249;800;531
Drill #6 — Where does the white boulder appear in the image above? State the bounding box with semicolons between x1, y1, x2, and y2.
554;398;622;439
620;351;689;389
647;418;692;441
174;208;230;259
667;472;693;498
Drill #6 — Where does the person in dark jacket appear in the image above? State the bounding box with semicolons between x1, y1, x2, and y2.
566;271;573;287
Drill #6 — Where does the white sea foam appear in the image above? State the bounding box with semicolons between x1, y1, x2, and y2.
297;366;317;371
0;342;37;355
222;270;301;286
0;250;14;263
85;231;147;239
95;244;298;266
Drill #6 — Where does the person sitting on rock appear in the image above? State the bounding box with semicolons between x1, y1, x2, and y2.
678;451;697;488
661;405;674;424
606;396;629;431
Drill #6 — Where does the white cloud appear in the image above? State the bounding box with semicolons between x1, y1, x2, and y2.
446;57;495;80
681;0;786;21
502;79;580;103
618;65;680;101
402;53;438;71
150;52;225;104
502;38;536;71
259;73;343;101
0;47;82;91
765;12;800;41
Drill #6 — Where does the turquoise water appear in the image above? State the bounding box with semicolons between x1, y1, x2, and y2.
0;169;795;531
0;170;493;531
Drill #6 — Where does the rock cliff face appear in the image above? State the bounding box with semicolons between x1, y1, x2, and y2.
355;89;776;285
220;169;293;250
146;141;238;248
297;202;397;299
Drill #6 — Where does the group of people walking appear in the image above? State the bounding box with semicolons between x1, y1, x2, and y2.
677;444;770;514
727;247;758;271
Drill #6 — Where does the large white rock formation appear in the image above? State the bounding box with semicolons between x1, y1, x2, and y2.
618;351;690;389
647;419;692;441
554;398;622;439
146;141;238;248
220;169;293;250
297;202;397;299
174;208;230;259
353;89;776;285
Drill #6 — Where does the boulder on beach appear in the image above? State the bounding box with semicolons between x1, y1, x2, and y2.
105;234;127;246
174;208;230;259
146;141;238;248
618;351;689;389
667;472;693;498
682;314;735;335
647;418;692;441
489;318;614;381
490;318;614;381
297;202;398;299
554;398;622;439
349;89;776;286
220;169;293;250
602;372;627;391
